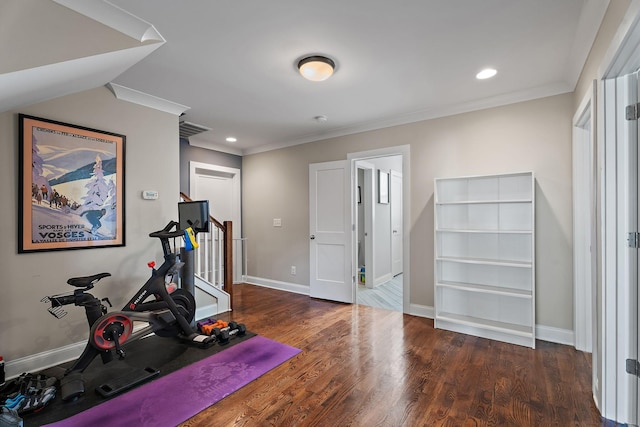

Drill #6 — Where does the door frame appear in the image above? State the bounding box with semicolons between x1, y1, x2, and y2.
596;2;640;421
348;145;410;313
572;85;596;354
189;161;243;281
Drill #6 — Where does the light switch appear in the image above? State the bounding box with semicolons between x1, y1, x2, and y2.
273;218;282;227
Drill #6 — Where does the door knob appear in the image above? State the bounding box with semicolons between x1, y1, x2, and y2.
310;235;315;240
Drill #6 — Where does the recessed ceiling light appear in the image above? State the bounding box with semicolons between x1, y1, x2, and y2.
476;68;497;80
314;115;328;123
226;137;237;142
298;56;335;82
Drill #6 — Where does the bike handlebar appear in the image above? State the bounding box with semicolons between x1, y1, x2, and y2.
148;221;184;239
149;220;201;240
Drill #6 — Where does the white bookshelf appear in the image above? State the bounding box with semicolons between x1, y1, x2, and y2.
434;172;535;348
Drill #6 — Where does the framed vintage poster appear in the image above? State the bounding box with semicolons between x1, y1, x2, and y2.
18;114;126;253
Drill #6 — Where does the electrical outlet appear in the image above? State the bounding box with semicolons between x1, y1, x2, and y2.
273;218;282;227
290;266;296;275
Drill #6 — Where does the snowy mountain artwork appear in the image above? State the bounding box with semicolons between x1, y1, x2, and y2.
19;115;125;252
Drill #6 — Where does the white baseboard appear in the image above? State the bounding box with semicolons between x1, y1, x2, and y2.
374;273;393;287
408;303;434;318
195;302;223;320
406;304;575;347
5;341;86;381
535;324;575;346
243;276;309;295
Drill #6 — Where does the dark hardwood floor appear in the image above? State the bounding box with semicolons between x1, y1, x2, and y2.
182;283;604;426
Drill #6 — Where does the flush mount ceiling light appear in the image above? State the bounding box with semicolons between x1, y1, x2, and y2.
476;68;497;80
298;55;335;82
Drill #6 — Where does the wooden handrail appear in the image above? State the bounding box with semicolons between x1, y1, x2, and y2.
180;192;233;309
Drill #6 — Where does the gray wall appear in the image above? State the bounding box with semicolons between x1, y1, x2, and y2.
241;0;632;336
0;86;180;361
0;0;630;367
179;138;242;195
243;93;574;330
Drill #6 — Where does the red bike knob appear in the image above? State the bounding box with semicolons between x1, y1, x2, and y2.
147;261;156;268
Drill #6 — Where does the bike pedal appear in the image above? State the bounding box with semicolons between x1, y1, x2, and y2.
47;306;67;319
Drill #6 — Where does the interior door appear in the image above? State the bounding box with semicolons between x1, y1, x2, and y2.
636;73;640;426
391;170;403;276
309;160;353;303
190;162;242;283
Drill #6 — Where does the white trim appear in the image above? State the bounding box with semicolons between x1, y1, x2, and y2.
53;0;165;42
565;1;610;87
535;325;575;347
189;162;243;282
188;136;244;157
195;303;220;320
373;272;393;287
4;341;86;381
408;304;434;319
243;85;572;156
599;0;640;79
106;83;190;116
572;84;596;353
348;145;411;314
244;276;310;295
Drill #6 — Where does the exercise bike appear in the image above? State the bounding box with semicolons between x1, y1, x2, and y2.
42;220;216;401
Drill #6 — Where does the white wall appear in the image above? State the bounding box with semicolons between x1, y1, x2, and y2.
0;86;180;363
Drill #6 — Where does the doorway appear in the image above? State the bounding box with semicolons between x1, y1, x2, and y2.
189;162;243;283
350;150;407;313
308;146;410;313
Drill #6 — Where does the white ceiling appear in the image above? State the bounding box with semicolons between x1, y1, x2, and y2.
1;0;609;155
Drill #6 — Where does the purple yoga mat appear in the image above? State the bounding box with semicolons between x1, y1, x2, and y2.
44;336;301;427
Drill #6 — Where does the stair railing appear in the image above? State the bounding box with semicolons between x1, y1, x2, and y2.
180;192;233;309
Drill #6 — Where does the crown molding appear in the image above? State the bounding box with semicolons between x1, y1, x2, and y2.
106;83;190;116
53;0;164;42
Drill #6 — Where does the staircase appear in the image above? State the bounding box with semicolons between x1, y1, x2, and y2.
180;193;234;315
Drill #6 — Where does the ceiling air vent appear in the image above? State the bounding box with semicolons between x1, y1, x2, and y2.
179;121;211;139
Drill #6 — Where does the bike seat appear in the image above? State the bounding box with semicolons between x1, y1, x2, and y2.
67;272;111;288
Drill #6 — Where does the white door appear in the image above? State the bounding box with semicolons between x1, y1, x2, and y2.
309;160;353;303
190;162;242;283
356;161;375;288
391;170;403;276
635;74;640;425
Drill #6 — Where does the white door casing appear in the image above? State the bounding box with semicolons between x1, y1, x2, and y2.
189;162;243;283
309;160;353;303
348;145;410;314
572;85;595;353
